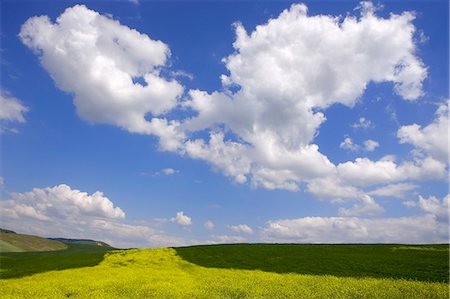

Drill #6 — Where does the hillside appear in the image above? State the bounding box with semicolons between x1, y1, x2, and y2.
0;230;67;253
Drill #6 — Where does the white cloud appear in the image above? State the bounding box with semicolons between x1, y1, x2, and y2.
160;168;178;175
21;3;437;196
401;193;449;220
340;138;379;152
184;132;251;184
171;211;192;226
1;184;125;220
0;91;28;123
0;90;28;133
368;182;418;198
337;156;446;187
340;137;359;152
363;139;379;152
306;177;363;202
204;220;214;230
0;184;188;248
418;194;449;222
351;117;374;130
182;2;426;190
262;214;448;244
338;195;384;217
19;5;183;135
171;70;194;80
228;224;254;234
397;101;449;162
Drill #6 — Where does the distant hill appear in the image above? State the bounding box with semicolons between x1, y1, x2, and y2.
48;238;111;247
0;230;67;252
0;229;112;253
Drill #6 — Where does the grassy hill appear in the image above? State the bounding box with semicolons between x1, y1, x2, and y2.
0;230;67;253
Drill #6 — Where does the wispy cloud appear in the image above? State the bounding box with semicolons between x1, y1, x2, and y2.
351;117;374;130
228;224;254;234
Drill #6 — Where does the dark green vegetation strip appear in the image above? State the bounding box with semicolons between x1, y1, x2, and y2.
175;244;449;283
0;242;114;279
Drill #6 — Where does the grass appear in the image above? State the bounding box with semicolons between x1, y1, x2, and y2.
0;231;67;252
0;240;24;253
0;242;113;279
175;243;450;283
0;247;448;298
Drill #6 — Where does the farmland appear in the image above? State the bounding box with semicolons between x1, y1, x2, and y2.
1;243;448;298
1;242;113;279
175;243;449;282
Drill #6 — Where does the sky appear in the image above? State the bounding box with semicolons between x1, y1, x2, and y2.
0;0;448;248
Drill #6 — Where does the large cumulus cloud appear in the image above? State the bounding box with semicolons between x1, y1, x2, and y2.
19;3;446;212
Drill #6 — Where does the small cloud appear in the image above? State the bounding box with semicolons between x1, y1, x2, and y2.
363;139;379;152
171;211;192;226
0;90;28;123
148;168;179;177
0;127;20;134
161;168;178;176
385;104;399;125
340;138;379;152
351;117;374;130
356;1;383;14
417;31;429;44
204;220;214;230
228;224;254;234
128;0;139;5
340;137;359;152
0;90;28;134
171;70;194;80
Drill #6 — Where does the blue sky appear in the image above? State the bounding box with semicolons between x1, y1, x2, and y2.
0;0;448;247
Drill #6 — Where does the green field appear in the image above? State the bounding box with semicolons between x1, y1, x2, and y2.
175;243;450;283
1;242;113;279
1;243;448;298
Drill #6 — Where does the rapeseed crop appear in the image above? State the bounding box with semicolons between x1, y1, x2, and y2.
1;248;447;298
